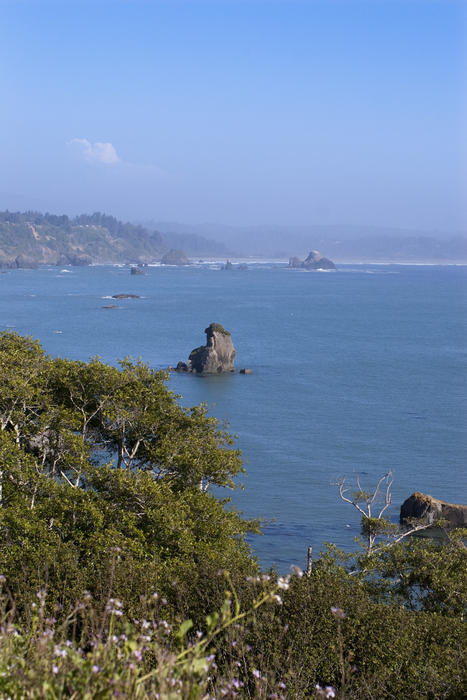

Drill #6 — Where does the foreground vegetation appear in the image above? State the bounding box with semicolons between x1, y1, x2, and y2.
0;331;465;698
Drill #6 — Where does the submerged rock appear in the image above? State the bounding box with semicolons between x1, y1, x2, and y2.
400;492;467;529
288;250;336;270
179;323;236;374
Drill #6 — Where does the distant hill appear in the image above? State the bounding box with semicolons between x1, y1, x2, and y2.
154;222;467;262
144;221;230;257
0;211;165;266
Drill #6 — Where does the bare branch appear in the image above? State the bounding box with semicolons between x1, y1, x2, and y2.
337;479;369;518
60;470;75;488
378;472;393;519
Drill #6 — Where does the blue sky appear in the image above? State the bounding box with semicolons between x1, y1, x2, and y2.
0;0;466;231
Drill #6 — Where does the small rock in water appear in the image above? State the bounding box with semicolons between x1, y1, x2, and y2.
239;368;253;374
111;293;141;299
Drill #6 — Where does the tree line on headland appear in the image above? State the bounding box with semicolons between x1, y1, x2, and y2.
0;331;465;698
0;211;228;268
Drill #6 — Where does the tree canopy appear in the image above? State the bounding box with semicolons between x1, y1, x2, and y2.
0;331;258;616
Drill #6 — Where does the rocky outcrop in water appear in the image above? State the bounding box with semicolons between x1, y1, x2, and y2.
288;250;336;270
179;323;236;374
400;492;467;529
160;249;189;265
112;294;141;299
130;266;145;275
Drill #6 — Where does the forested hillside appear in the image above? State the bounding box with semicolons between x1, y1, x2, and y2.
0;211;165;266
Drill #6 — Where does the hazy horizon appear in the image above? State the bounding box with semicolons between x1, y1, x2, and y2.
150;219;467;259
1;0;466;233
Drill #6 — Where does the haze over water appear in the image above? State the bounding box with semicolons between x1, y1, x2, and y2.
1;262;465;570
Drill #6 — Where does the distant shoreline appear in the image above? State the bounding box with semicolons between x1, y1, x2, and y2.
3;259;467;270
151;258;467;266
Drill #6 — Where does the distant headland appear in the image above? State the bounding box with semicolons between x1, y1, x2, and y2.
0;211;226;268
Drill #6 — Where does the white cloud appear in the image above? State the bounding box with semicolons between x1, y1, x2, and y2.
68;138;120;165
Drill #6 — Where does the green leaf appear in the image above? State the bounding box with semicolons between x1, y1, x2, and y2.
177;619;193;640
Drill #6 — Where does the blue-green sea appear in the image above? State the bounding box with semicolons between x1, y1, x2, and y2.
1;262;466;570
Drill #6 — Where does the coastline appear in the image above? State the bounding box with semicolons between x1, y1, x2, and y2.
3;259;467;271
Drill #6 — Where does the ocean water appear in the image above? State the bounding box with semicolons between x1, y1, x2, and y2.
1;262;466;571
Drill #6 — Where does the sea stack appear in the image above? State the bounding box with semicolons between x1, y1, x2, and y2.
182;323;236;374
288;250;336;270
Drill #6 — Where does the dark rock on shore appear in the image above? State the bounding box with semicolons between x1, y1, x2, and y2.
400;492;467;529
178;323;236;374
111;294;141;299
15;254;39;269
288;250;336;270
0;254;41;269
0;254;40;269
